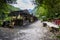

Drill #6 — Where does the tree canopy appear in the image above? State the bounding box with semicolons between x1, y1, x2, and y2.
35;0;60;20
0;0;17;13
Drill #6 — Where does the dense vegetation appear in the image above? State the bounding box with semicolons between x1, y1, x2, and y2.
0;0;20;25
35;0;60;20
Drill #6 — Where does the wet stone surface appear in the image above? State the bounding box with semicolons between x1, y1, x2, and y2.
0;20;59;40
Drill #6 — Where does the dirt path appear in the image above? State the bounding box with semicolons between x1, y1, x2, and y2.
0;20;58;40
13;20;56;40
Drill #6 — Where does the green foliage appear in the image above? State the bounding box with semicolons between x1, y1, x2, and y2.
5;4;20;13
35;0;60;20
0;3;20;19
56;36;60;39
0;0;20;26
0;0;18;13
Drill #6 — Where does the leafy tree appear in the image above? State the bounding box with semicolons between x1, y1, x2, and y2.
35;0;60;20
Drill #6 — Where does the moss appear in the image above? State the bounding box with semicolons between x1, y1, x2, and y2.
56;36;60;38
